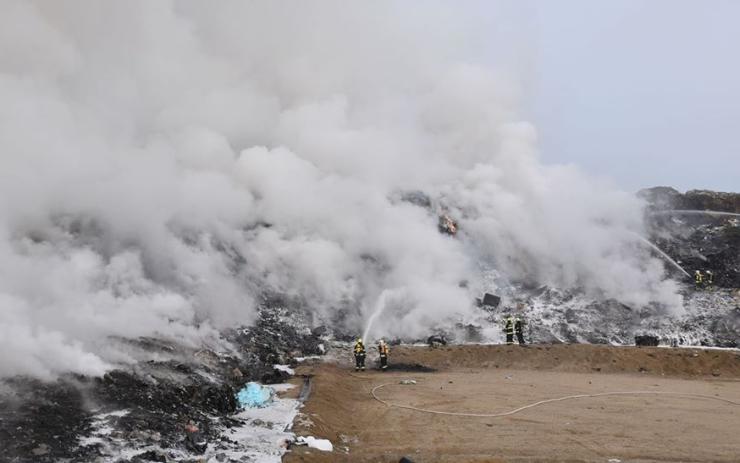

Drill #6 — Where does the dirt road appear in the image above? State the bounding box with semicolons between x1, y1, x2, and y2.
284;344;740;463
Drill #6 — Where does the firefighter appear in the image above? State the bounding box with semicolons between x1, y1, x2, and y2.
515;303;527;345
515;315;526;345
353;338;366;371
378;339;390;370
705;270;714;288
503;314;515;345
694;270;703;289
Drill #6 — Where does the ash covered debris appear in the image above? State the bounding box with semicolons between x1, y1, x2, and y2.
473;278;739;348
460;188;740;348
0;298;326;462
427;334;448;347
640;187;740;214
641;187;740;287
395;190;433;210
0;378;92;462
438;214;459;236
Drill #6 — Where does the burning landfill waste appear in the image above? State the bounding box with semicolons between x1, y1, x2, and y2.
0;2;738;462
438;214;459;236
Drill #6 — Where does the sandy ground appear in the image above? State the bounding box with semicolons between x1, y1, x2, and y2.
284;345;740;463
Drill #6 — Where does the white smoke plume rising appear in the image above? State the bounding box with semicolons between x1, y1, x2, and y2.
0;1;681;379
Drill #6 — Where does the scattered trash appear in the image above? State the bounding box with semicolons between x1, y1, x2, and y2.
236;382;275;408
635;335;659;347
438;214;458;235
184;420;207;454
400;457;416;463
31;444;49;456
399;379;417;385
427;334;447;347
482;293;501;307
133;449;167;462
262;367;291;384
294;436;333;451
504;375;513;380
608;459;622;463
274;364;295;375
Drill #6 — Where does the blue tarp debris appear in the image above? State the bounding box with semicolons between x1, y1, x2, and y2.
236;382;274;408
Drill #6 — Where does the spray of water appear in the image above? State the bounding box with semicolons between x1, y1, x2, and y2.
651;210;740;218
631;233;691;279
362;289;397;343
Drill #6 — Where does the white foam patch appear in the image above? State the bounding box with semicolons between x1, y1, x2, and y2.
206;385;301;463
77;384;302;462
296;436;333;452
78;409;130;447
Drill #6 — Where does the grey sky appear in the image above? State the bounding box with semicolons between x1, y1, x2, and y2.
528;1;739;193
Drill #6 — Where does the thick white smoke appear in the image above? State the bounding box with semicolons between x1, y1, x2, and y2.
0;1;681;379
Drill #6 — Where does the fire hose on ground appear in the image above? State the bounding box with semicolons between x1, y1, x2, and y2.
370;383;740;418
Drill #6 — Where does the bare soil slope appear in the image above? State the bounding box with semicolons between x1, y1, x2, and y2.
284;345;740;463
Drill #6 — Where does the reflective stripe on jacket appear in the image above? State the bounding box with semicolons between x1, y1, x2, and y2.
504;316;515;334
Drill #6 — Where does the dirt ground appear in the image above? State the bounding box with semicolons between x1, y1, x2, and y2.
283;344;740;463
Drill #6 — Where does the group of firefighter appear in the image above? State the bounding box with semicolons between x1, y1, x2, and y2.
353;338;389;372
694;269;715;289
352;308;528;370
351;268;725;369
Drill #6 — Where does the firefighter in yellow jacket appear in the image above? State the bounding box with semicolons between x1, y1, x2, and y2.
503;313;526;345
503;315;515;345
694;270;703;289
353;338;366;371
378;339;390;371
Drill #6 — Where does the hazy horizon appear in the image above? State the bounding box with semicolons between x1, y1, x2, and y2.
529;0;739;194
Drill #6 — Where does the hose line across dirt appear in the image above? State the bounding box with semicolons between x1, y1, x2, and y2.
371;383;740;418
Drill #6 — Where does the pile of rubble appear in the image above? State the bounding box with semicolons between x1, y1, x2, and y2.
0;299;325;462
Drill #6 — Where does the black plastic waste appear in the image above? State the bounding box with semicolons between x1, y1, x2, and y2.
635;335;659;347
482;293;501;307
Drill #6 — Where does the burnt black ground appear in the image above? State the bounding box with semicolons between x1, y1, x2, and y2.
383;363;437;373
0;303;325;463
0;378;92;462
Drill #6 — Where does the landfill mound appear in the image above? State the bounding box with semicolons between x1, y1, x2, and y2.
285;344;740;463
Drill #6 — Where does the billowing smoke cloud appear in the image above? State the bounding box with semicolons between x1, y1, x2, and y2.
0;1;681;379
